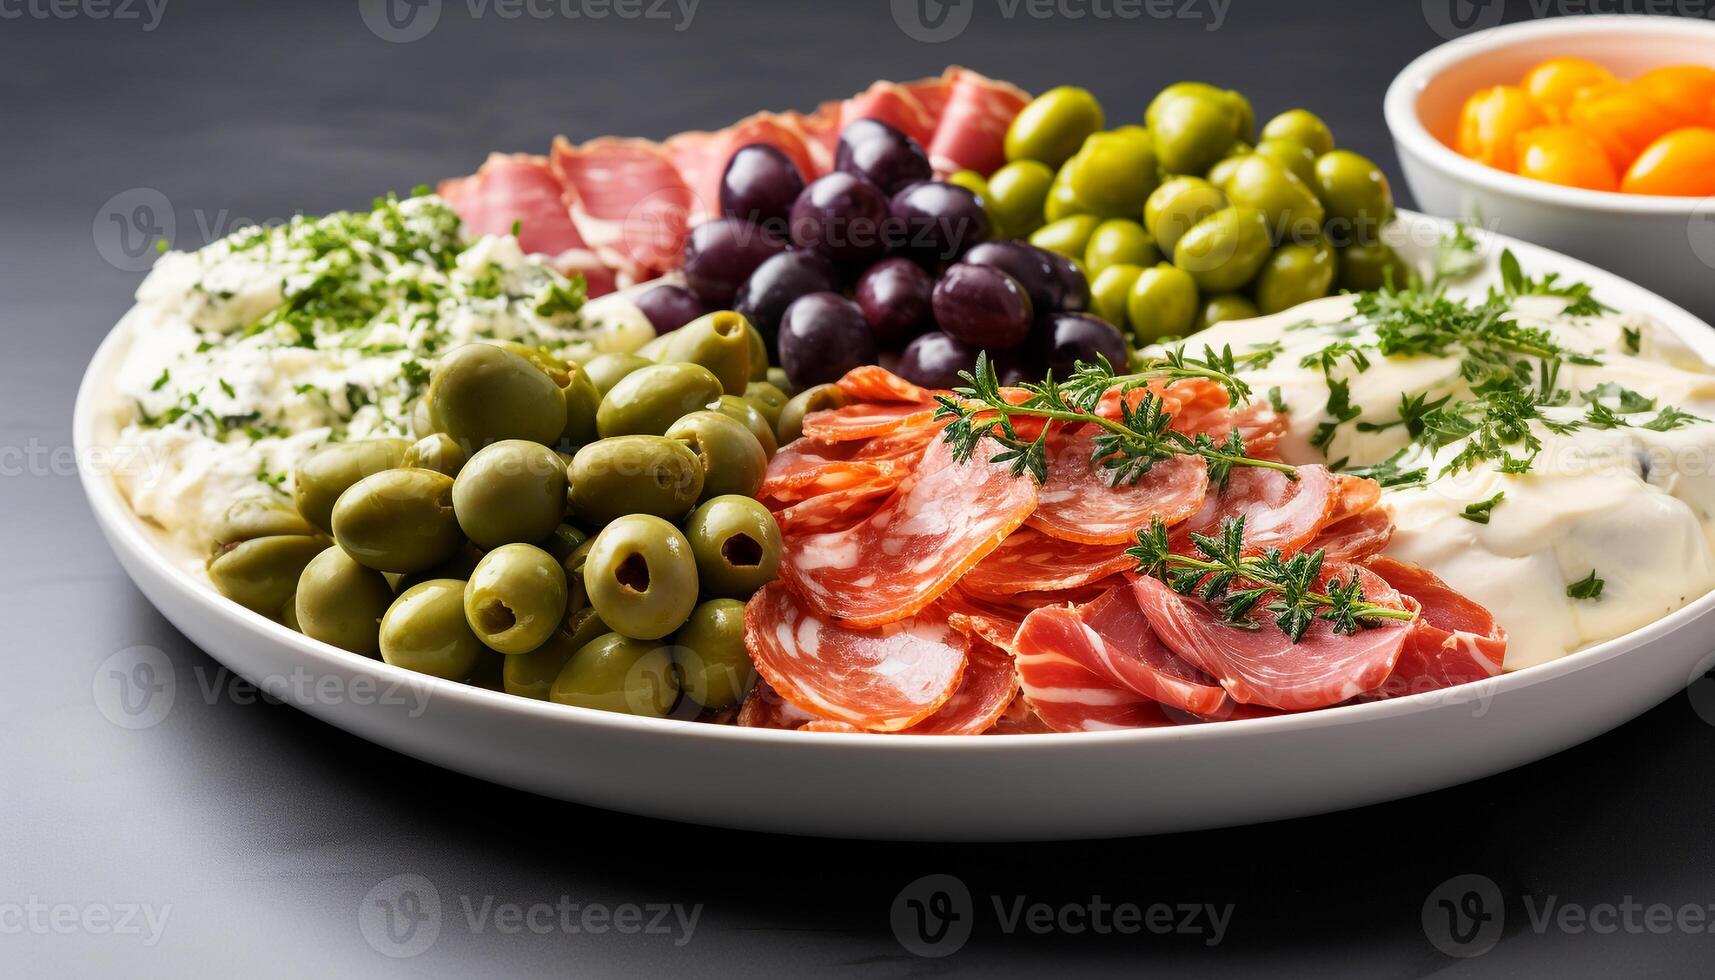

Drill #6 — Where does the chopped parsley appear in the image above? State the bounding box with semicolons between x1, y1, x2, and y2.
1460;492;1505;525
150;368;171;392
1567;570;1605;600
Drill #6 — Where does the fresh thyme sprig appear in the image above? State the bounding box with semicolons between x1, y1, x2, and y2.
1127;516;1415;642
935;352;1295;487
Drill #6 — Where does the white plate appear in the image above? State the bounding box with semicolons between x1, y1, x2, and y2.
76;211;1715;841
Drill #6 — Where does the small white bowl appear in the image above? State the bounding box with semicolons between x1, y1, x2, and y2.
1385;15;1715;322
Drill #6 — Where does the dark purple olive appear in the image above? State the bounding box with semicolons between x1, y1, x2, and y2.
1046;250;1090;313
960;240;1063;313
789;172;893;265
836;120;931;195
682;217;787;308
992;348;1037;387
719;144;805;233
890;181;991;263
777;292;879;389
897;331;981;389
633;284;708;336
1041;313;1129;377
854;257;933;346
931;264;1033;350
733;250;841;353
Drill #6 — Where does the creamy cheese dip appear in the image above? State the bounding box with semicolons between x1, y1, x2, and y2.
109;194;652;556
1179;288;1715;669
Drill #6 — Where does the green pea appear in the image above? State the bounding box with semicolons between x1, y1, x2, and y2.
549;632;680;717
1313;150;1394;246
1338;241;1414;292
1127;264;1200;343
1058;132;1160;220
673;598;754;710
1171;206;1272;293
1083;219;1160;277
380;579;486;681
1253;137;1318;188
296;546;393;656
1260;109;1335;157
464;543;568;654
1005;85;1105;168
1198;292;1261;332
1253;239;1337;314
984;160;1055;240
1152;94;1237;176
1028;214;1103;261
1090;263;1146;333
1220;155;1325;244
1144;177;1226;257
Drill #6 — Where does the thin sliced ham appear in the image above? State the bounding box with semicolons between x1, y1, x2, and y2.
1179;464;1338;555
925;67;1031;176
1364;558;1507;698
436;153;617;295
1028;430;1208;545
1072;587;1229;716
839;80;939;150
1013;604;1175;733
550;136;693;278
1309;508;1394;562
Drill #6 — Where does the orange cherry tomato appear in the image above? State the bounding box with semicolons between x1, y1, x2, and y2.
1522;57;1616;122
1565;82;1682;171
1621;127;1715;196
1514;125;1618;192
1631;65;1715;127
1457;85;1545;172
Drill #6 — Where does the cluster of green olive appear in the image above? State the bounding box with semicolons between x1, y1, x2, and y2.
204;310;830;719
953;82;1412;343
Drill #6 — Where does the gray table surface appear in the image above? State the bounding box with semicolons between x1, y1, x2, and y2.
6;1;1715;976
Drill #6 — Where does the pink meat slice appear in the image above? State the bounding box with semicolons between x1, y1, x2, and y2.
1071;587;1229;716
901;636;1018;735
773;480;898;535
1178;464;1338;556
837;365;937;404
960;526;1134;596
1308;508;1394;562
549;136;694;278
839;80;939;149
1363;558;1507;699
779;434;1037;628
435;154;618;295
925;67;1030;176
1012;605;1176;733
735;677;818;730
743;582;967;731
1027;429;1208;545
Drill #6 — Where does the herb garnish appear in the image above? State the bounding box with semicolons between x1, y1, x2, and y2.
1460;492;1504;525
1567;570;1605;600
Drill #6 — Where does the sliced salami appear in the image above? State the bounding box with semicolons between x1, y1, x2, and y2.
1178;464;1338;556
774;480;897;535
901;636;1019;735
1012;605;1175;733
1073;587;1229;716
960;526;1133;596
735;677;817;730
1364;558;1507;697
1308;508;1394;562
837;364;936;404
1028;430;1208;545
801;402;941;442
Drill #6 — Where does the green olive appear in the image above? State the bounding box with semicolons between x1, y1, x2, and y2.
1253;239;1337;314
1313;150;1394;245
1198;292;1261;331
379;579;486;680
393;542;483;597
567;435;704;526
207;534;328;617
295;546;393;656
1058;132;1159;220
583;352;653;397
292;438;411;534
584;514;699;640
403;433;468;478
211;497;317;547
1090;263;1146;333
451;440;567;549
562;537;595;614
1146;83;1252;142
1206;154;1246;191
1005;85;1105;169
1220;155;1325;244
635;332;672;362
945;168;990;201
541;523;589;563
1253;137;1318;188
673;598;754;710
683;495;782;599
1260;109;1335;157
503;606;608;700
1338;241;1414;292
1028;214;1103;261
1127;264;1200;343
549;632;680;717
984;160;1055;239
709;394;778;458
746;322;770;382
559;361;602;446
1042;175;1088;222
666;410;767;501
777;383;845;444
1083;219;1160;277
595;362;724;438
1151;94;1237;176
1171;206;1272;293
426;343;567;448
280;595;301;632
464;543;568;654
660;310;753;395
765;366;793;396
331;468;463;574
1144;177;1226;257
742;381;789;433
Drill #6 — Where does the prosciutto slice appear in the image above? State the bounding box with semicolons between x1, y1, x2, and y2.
550;136;694;278
1178;464;1338;555
1028;430;1208;545
924;68;1031;176
1012;605;1175;733
1308;508;1394;562
1364;558;1507;697
1070;587;1229;716
435;154;616;294
744;582;967;731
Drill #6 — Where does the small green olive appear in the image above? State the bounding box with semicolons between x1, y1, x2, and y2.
595;362;725;438
1083;219;1160;277
1253;239;1337;315
742;381;789;433
451;440;568;549
1090;263;1146;334
1005;85;1105;169
426;343;567;448
380;579;487;680
292;438;411;534
1151;94;1238;176
1144;177;1226;258
1146;82;1252;142
945;168;991;200
331;468;464;574
541;523;589;563
549;632;681;717
660;310;754;395
211;497;317;547
709;394;778;459
583;352;653;397
1127;264;1200;343
666;410;768;501
296;546;393;656
207;534;329;617
1313;150;1394;246
567;435;704;526
1058;132;1160;220
682;495;782;599
746;322;770;382
464;543;568;654
1338;241;1414;292
503;606;609;700
1028;214;1103;261
673;598;754;710
777;384;846;445
1260;108;1335;157
1172;206;1272;293
1198;292;1261;332
1220;155;1325;244
1253;137;1319;188
559;361;602;446
403;433;468;478
984;160;1055;239
583;514;699;641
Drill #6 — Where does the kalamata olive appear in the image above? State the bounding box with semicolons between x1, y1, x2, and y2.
777;292;879;389
719;144;805;233
682;217;787;308
1041;313;1129;377
634;284;708;336
789;172;892;265
733;250;841;354
854;257;933;346
890;181;991;263
897;331;981;389
960;240;1063;313
993;348;1038;386
1046;250;1090;312
836;120;932;195
931;264;1033;350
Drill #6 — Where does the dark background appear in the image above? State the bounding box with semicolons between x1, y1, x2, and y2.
6;1;1715;975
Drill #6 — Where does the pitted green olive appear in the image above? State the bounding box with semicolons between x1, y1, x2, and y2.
777;383;845;444
451;439;568;549
549;632;680;717
542;523;589;563
426;343;567;448
583;514;699;640
709;394;778;458
666;411;768;501
207;534;328;618
212;497;317;546
742;381;789;433
403;433;467;478
567;435;704;526
292;438;411;534
674;598;754;710
583;352;653;397
660;311;754;395
682;495;782;599
503;606;609;700
560;362;602;446
464;543;568;654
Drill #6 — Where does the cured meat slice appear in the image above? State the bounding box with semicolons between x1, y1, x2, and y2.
801;402;941;442
839;81;939;150
1178;464;1338;555
436;154;618;295
735;677;817;729
778;435;1037;627
550;136;693;277
773;480;897;534
837;365;936;404
760;440;896;504
850;421;943;464
1328;474;1383;523
744;582;967;731
1131;567;1413;711
960;526;1134;596
988;696;1055;735
1364;558;1507;697
901;636;1018;735
1073;587;1229;716
1308;508;1394;562
924;68;1031;176
1012;605;1175;732
1028;430;1208;545
665;113;820;223
800;720;865;733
